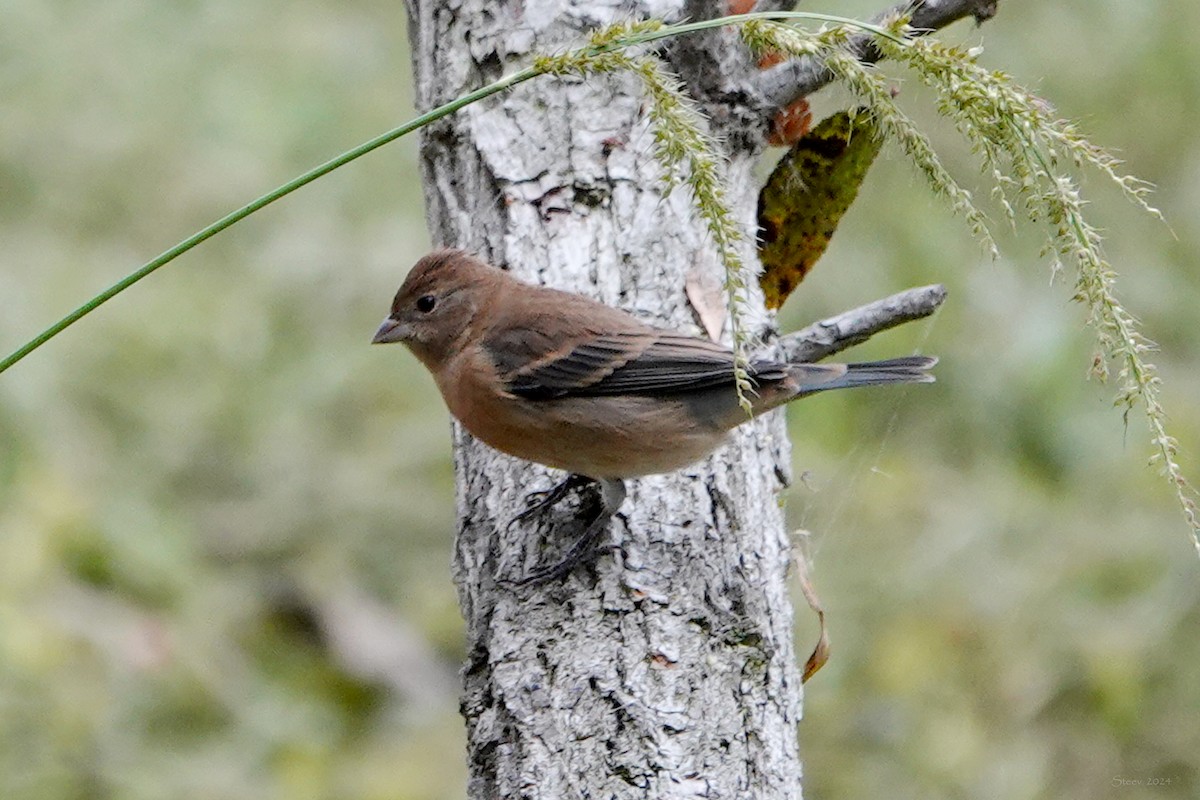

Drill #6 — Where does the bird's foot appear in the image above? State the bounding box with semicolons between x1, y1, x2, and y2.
503;514;611;586
503;478;627;587
507;474;596;530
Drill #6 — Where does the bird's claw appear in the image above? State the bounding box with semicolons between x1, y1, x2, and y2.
501;477;626;587
507;474;596;529
501;522;609;587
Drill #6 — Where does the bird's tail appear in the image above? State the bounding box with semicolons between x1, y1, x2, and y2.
789;355;937;398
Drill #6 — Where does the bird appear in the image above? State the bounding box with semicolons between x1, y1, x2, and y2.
372;248;936;583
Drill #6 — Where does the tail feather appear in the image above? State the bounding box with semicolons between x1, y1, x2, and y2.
791;355;937;397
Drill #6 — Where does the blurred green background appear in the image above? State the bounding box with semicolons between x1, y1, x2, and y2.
1;1;1197;798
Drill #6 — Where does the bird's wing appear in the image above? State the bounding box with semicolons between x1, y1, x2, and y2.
489;328;787;400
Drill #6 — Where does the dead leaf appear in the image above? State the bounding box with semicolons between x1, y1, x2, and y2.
791;536;830;683
685;267;726;342
757;49;787;70
766;98;812;147
758;109;883;310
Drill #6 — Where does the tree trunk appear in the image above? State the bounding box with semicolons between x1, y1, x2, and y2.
405;2;803;797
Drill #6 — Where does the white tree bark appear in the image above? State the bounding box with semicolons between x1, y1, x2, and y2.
406;2;805;798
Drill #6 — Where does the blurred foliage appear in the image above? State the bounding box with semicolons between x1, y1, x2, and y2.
1;1;1198;799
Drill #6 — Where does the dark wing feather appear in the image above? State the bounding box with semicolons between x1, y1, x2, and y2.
490;330;649;399
497;330;787;400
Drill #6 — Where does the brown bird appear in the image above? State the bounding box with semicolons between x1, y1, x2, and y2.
373;249;935;582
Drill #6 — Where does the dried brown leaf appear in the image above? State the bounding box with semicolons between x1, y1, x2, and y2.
792;538;830;683
685;267;726;342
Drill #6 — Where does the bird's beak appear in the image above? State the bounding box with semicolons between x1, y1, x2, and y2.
371;317;409;344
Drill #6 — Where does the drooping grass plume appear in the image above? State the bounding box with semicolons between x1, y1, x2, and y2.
741;15;1198;552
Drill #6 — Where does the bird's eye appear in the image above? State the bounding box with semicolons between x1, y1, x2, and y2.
416;295;436;313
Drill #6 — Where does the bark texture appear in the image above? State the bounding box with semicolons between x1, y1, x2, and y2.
406;2;802;798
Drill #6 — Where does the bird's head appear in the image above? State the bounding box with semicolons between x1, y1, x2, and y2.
371;248;495;367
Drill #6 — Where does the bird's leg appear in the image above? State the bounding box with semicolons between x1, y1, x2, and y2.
509;473;596;528
507;478;626;586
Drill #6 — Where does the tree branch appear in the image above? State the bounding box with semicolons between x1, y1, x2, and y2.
780;283;947;363
756;0;1001;112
